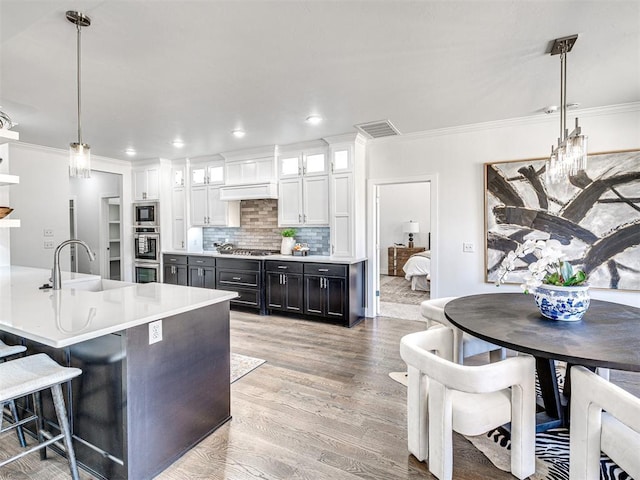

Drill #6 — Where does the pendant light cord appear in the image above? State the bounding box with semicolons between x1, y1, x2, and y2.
76;22;82;146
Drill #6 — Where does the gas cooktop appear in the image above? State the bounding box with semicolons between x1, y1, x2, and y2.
218;248;278;256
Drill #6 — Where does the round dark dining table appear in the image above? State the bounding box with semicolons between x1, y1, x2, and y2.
444;293;640;429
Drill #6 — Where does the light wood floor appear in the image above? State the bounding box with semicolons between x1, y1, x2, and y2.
1;310;638;479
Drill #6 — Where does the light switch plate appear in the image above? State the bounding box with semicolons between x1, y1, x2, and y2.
149;320;162;345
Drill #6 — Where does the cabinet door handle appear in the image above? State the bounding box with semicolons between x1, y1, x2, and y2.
181;241;185;248
298;214;302;223
280;274;284;284
303;214;307;223
283;275;287;285
232;277;242;281
277;266;288;269
199;268;203;276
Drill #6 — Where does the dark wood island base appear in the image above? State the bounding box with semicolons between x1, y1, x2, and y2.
4;301;231;480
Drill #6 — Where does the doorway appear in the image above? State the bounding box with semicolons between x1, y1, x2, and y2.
366;175;438;319
69;170;123;277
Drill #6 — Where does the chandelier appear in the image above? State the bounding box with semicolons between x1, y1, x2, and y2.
66;11;92;179
545;35;588;184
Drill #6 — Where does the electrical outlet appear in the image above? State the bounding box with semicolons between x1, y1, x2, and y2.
149;320;162;345
43;228;54;237
463;242;475;253
44;241;54;249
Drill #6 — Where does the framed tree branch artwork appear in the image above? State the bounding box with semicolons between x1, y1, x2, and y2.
485;150;640;290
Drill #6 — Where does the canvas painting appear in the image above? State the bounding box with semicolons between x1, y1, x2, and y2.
485;150;640;290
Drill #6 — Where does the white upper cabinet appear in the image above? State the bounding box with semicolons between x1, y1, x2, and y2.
189;185;240;227
172;165;186;187
278;146;328;179
277;143;330;227
278;154;301;178
325;133;367;257
133;166;160;201
190;158;224;186
221;146;277;186
330;146;352;173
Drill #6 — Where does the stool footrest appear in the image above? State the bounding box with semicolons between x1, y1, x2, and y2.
0;432;65;467
0;413;37;433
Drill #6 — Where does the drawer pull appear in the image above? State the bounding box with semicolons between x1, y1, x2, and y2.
195;260;204;264
232;277;242;281
277;266;288;269
318;268;329;272
169;258;176;262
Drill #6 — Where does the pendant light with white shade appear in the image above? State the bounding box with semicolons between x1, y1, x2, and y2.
67;11;91;179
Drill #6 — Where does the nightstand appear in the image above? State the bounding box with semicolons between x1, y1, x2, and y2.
388;246;426;276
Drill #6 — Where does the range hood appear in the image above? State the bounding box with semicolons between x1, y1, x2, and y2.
219;182;278;201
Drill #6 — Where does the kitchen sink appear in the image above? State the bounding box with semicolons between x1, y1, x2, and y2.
63;278;134;292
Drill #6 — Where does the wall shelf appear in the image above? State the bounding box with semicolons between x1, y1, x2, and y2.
0;219;20;228
0;174;19;186
0;129;19;142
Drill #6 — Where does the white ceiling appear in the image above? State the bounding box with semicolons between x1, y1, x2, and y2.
1;0;639;162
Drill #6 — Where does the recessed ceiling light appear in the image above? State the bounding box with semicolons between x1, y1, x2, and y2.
172;139;185;148
125;148;136;156
305;115;323;125
232;129;246;138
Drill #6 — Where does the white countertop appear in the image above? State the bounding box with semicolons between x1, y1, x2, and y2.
164;251;367;265
0;266;237;348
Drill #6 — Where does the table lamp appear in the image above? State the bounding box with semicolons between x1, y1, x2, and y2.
403;221;419;248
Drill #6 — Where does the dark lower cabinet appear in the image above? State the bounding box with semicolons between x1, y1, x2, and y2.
303;262;363;327
163;255;188;286
265;261;303;313
304;274;346;320
188;266;215;288
162;254;365;326
215;258;263;311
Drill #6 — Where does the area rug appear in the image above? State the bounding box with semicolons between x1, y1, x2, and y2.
379;275;429;305
388;366;633;480
466;426;632;480
230;353;265;383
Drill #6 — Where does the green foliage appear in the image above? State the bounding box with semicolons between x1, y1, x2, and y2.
281;228;296;237
544;261;587;286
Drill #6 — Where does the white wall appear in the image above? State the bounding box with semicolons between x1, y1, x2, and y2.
367;103;640;308
379;182;430;272
8;143;134;280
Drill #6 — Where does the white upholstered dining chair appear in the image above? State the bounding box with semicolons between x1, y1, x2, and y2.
400;326;536;480
569;366;640;480
420;297;506;364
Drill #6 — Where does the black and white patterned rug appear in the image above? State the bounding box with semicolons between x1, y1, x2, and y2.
466;426;632;480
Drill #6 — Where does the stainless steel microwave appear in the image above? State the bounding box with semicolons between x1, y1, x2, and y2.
134;202;158;226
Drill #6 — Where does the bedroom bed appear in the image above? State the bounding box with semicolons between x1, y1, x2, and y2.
402;250;431;291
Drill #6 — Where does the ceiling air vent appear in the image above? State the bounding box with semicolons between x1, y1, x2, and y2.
354;120;401;139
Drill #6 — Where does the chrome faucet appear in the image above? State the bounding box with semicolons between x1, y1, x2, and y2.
51;239;96;290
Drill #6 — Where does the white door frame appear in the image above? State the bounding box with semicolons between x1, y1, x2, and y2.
366;174;438;318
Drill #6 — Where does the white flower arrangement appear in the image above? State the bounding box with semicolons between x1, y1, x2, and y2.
495;238;587;293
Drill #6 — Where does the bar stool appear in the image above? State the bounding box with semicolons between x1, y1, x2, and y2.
0;339;28;447
0;353;82;480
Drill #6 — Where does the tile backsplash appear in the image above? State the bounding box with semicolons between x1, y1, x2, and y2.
202;199;330;255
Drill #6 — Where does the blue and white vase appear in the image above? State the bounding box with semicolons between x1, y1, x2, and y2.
533;284;590;322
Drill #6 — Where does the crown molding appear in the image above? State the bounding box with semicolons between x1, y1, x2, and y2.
371;102;640;144
9;141;131;167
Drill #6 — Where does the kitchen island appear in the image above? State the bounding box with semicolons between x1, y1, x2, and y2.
0;265;237;480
